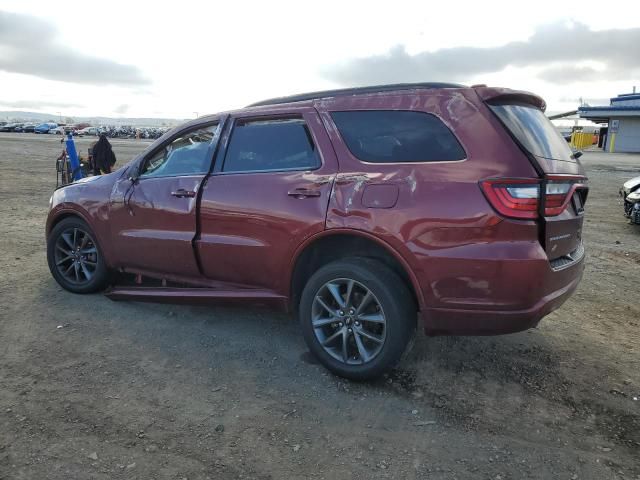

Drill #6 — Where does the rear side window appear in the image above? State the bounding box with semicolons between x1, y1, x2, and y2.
223;118;320;173
489;103;575;162
331;110;465;163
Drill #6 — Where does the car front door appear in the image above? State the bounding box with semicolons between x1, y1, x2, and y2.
109;121;222;278
196;107;338;293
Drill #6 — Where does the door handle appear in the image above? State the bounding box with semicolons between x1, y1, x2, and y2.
171;189;196;198
287;188;321;198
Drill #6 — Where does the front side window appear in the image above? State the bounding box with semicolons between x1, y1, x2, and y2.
140;124;218;177
331;110;466;163
222;118;320;173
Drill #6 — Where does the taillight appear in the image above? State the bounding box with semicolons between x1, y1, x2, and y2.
480;177;586;219
544;182;572;215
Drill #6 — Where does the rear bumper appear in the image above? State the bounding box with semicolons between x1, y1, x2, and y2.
420;243;585;335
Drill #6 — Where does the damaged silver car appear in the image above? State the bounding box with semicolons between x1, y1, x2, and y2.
621;175;640;224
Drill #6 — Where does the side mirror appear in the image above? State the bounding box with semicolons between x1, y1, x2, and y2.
128;165;140;183
128;158;145;183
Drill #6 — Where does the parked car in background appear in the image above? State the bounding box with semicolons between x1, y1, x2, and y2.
77;126;99;136
71;123;90;132
34;122;58;134
0;122;24;132
46;83;588;380
15;123;37;133
48;126;66;135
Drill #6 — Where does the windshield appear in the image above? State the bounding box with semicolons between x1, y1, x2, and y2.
490;103;575;162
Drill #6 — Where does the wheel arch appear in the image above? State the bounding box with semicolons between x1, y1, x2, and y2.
288;229;425;314
46;207;113;267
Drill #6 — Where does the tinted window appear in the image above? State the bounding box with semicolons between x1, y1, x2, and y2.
331;111;465;163
223;118;320;172
489;103;575;162
140;124;218;177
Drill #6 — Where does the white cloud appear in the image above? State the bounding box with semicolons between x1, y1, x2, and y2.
322;22;640;86
0;11;149;86
1;0;639;117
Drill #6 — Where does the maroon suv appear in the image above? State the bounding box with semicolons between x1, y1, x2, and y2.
46;83;587;379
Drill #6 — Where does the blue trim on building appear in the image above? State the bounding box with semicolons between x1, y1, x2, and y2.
580;105;640;112
611;94;640;103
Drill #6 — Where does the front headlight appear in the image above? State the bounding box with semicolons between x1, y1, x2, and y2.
627;191;640;203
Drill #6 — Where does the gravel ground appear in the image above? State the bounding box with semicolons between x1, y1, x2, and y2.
0;133;638;480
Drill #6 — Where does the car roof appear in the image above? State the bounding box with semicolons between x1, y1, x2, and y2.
247;82;465;107
188;84;545;126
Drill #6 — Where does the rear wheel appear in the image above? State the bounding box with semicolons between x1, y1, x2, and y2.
300;258;416;380
47;217;110;293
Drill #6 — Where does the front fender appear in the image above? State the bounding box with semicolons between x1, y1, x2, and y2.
46;175;118;267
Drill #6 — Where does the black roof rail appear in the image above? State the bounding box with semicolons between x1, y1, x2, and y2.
247;82;465;107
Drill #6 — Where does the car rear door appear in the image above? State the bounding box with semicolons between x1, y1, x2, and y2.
109;121;222;277
486;100;588;260
196;106;338;293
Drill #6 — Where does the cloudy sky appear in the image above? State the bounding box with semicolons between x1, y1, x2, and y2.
1;0;639;119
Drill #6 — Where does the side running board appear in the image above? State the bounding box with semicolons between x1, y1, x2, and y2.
105;287;288;309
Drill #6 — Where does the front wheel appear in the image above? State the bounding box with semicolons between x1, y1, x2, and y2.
46;217;110;293
300;258;416;380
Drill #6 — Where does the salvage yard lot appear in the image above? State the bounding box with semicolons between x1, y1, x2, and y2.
0;132;638;479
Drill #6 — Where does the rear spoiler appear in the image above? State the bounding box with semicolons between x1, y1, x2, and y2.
473;86;546;112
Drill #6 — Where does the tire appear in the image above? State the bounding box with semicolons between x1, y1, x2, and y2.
46;217;110;293
300;257;416;380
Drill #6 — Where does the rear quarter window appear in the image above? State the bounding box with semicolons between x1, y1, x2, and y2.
489;103;575;162
330;110;465;163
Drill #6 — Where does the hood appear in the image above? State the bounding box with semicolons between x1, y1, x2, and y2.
622;175;640;195
74;175;103;184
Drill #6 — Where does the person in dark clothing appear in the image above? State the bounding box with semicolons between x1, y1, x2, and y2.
91;133;117;175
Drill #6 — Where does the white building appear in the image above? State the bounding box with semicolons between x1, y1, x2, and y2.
579;92;640;153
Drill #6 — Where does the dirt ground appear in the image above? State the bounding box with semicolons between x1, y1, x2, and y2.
0;132;638;480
